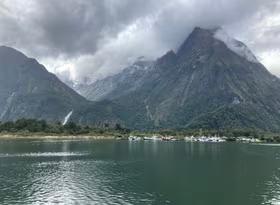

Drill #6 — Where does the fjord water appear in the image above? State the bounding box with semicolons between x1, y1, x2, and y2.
0;140;279;205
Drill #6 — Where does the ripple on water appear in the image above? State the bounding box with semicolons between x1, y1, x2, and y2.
1;158;157;205
3;141;279;204
251;143;280;147
0;152;89;158
262;170;280;205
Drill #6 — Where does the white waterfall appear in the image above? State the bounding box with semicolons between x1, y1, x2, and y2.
62;110;73;125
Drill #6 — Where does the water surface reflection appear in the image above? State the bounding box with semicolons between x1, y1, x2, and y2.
0;140;280;204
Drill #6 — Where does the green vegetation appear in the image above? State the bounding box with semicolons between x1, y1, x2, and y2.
0;119;130;137
0;119;280;142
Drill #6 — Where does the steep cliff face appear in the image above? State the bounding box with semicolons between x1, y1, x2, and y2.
0;46;116;125
140;27;280;131
77;28;280;131
2;26;280;131
0;46;86;122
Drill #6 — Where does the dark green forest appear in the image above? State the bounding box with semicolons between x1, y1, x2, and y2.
0;119;130;136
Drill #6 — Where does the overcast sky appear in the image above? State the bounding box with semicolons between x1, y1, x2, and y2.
0;0;279;83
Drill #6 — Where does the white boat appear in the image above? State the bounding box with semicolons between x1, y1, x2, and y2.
185;136;226;142
144;135;161;141
236;137;261;143
209;137;226;142
162;136;174;141
184;136;197;142
128;136;142;141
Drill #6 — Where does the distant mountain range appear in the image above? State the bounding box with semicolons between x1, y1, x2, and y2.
1;27;280;131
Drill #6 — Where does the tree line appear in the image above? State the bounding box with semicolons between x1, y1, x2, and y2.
0;119;130;135
0;119;279;142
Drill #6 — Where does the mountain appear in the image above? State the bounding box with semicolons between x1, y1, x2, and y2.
77;59;154;101
0;46;123;126
2;27;280;131
77;27;280;131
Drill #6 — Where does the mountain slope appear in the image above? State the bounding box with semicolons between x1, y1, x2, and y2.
78;27;280;131
77;59;154;101
2;27;280;131
0;46;123;125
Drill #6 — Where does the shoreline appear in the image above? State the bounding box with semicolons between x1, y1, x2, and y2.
0;134;116;140
0;134;278;144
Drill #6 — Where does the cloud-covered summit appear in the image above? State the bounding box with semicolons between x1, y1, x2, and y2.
0;0;279;83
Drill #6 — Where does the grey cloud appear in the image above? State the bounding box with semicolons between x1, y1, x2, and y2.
0;0;163;57
0;0;279;81
152;0;280;51
24;0;164;57
253;25;280;53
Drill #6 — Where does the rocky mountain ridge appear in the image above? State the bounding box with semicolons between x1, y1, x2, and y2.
76;27;280;131
1;27;280;131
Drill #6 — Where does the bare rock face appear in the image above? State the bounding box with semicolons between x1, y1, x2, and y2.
77;27;280;131
0;46;122;126
0;46;81;122
2;27;280;131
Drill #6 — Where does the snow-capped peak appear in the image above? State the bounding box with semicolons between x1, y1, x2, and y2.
214;29;259;63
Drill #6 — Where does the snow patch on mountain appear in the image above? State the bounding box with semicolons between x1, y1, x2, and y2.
214;29;259;63
128;63;150;75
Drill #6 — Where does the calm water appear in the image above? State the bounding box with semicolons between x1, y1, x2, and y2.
0;140;280;205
